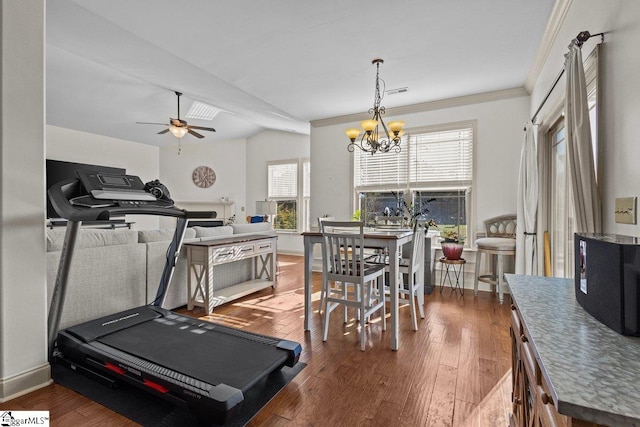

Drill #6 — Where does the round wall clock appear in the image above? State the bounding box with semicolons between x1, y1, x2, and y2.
192;165;216;188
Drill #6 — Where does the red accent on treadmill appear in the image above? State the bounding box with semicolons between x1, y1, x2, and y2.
104;362;126;375
143;379;169;393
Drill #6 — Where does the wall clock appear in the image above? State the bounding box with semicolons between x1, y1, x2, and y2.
192;165;216;188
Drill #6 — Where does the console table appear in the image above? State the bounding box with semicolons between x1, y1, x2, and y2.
184;234;277;314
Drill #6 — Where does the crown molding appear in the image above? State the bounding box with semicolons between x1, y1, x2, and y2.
311;86;528;128
524;0;573;93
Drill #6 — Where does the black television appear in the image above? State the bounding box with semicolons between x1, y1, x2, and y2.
46;159;125;219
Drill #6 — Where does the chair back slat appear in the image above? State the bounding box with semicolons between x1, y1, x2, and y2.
411;226;425;271
320;220;365;279
484;214;517;238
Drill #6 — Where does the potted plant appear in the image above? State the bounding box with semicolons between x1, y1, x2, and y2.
441;228;464;260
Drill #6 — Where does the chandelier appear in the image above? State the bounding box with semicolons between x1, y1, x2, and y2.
345;59;405;155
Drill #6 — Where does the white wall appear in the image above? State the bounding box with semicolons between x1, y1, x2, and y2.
46;125;160;230
158;138;247;227
531;0;640;236
310;94;530;237
158;131;311;253
0;0;49;400
246;130;310;254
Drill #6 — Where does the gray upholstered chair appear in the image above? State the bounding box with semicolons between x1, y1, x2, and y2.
473;215;517;304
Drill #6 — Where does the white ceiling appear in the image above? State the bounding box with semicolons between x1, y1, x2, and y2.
46;0;556;147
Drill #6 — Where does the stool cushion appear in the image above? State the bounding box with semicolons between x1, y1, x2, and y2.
475;237;516;251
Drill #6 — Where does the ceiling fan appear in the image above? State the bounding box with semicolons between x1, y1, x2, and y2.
137;91;216;139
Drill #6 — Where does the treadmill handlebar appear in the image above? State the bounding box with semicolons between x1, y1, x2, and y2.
48;178;216;221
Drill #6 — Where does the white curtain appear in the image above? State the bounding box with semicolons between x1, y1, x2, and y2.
564;42;602;233
516;122;539;275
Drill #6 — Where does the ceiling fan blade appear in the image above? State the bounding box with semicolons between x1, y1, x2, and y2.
188;125;216;132
137;122;168;126
188;129;205;139
157;129;170;135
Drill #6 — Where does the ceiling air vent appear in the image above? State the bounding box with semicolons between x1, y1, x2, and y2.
385;87;409;96
186;101;220;120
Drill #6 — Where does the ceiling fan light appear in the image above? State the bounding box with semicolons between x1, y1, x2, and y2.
169;125;188;138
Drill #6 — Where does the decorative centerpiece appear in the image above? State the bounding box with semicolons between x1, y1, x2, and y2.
383;191;436;229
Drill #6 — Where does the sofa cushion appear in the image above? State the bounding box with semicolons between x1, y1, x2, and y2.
47;243;147;329
193;225;234;238
145;240;192;308
231;223;272;234
46;228;138;252
138;228;196;243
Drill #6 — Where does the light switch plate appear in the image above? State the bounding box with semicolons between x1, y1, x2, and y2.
615;197;637;224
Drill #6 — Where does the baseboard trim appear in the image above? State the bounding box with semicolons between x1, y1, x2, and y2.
0;363;52;402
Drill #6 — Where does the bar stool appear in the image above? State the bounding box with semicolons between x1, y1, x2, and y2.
473;215;516;304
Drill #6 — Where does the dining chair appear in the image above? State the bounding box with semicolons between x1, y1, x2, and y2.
369;221;426;330
397;223;426;330
320;220;386;351
317;216;335;314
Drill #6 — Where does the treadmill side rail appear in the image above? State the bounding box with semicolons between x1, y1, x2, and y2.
277;340;302;367
64;306;163;343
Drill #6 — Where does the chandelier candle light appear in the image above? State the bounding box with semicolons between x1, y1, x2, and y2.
345;58;405;155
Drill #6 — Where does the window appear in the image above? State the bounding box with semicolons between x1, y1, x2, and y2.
302;160;311;231
358;191;405;224
354;122;474;244
550;121;572;277
268;159;310;231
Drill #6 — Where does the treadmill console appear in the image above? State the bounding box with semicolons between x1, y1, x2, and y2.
68;170;174;209
76;170;156;201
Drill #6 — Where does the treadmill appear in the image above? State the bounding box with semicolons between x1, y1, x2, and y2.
47;174;301;425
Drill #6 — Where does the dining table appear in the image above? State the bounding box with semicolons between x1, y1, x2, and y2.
302;227;416;351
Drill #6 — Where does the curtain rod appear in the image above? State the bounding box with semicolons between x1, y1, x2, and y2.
529;30;605;127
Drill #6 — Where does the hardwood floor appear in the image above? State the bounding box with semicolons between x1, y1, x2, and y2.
1;255;513;426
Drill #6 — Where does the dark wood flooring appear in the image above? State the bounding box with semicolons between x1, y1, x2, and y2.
1;255;513;426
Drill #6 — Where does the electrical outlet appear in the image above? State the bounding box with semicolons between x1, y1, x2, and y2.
615;197;637;224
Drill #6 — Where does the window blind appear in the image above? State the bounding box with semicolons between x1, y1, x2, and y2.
354;139;409;189
268;162;298;198
409;127;473;187
354;124;473;190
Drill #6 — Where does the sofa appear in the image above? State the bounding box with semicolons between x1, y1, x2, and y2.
46;222;274;330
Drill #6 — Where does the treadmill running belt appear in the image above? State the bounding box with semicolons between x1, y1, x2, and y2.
97;317;289;392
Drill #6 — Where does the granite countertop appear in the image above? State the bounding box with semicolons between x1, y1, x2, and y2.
506;274;640;427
